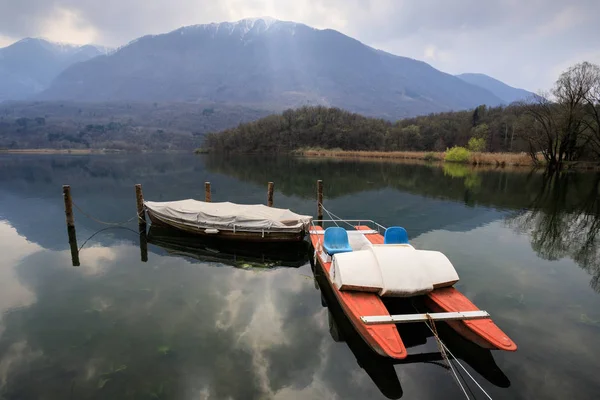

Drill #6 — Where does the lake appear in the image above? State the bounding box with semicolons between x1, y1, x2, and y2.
0;154;599;399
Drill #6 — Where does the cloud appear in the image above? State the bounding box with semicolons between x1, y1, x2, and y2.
0;0;599;91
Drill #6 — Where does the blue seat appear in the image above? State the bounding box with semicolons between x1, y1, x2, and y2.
384;226;410;245
323;227;353;255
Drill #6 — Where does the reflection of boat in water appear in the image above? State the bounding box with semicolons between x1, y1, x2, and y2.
311;258;511;399
310;221;517;360
145;200;312;242
147;226;309;269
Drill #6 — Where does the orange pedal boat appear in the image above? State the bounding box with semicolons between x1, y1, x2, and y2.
309;221;517;359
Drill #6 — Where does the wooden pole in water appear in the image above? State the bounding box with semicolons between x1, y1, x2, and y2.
135;184;146;225
205;182;211;202
67;226;80;267
317;180;323;223
267;182;274;207
139;224;148;263
62;185;75;228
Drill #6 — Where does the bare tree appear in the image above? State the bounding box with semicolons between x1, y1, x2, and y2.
522;62;600;169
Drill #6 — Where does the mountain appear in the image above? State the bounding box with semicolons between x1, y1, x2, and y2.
455;73;533;104
0;38;109;101
38;18;504;119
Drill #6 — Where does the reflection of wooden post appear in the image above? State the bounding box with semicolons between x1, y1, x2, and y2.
205;182;211;202
63;185;75;228
267;182;274;207
139;224;148;263
317;180;323;223
67;226;80;267
135;184;146;225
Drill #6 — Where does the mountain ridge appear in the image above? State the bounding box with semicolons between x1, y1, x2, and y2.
0;38;109;101
38;17;505;119
455;72;534;104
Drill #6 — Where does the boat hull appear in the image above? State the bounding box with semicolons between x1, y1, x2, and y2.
355;225;517;352
147;210;305;243
310;226;407;360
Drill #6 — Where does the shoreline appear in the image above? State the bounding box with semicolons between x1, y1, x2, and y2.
292;149;600;170
293;149;534;167
0;149;121;155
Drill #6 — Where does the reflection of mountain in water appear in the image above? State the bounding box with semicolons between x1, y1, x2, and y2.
507;172;600;293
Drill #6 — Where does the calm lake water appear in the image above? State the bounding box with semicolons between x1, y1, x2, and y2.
0;154;599;399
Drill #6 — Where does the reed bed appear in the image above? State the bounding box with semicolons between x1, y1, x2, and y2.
295;148;536;167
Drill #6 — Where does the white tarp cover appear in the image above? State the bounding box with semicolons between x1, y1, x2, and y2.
372;246;434;297
347;231;375;251
145;200;312;233
331;245;460;297
331;250;382;292
418;250;460;288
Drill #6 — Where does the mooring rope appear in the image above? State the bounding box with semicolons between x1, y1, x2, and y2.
318;203;357;229
424;322;494;400
425;314;471;400
77;226;141;252
70;198;143;226
414;300;493;400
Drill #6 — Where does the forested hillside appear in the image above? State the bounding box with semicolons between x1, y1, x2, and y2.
202;105;533;154
0;102;269;151
204;61;600;169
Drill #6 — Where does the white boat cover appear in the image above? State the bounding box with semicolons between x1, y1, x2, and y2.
347;231;376;251
145;200;312;233
372;245;433;297
331;245;460;297
418;250;459;288
331;250;382;292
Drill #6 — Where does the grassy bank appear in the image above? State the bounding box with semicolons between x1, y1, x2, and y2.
293;148;535;167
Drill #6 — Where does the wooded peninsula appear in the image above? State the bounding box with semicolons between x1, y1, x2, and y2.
204;62;600;170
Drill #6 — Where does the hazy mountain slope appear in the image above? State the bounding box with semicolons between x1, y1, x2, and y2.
456;73;534;104
39;18;504;118
0;38;107;101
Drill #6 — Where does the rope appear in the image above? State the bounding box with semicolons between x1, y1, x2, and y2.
318;203;356;229
78;226;140;252
321;204;339;227
70;198;143;226
425;314;471;400
423;320;494;400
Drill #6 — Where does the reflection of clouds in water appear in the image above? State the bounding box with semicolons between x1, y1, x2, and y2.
0;222;37;337
75;245;118;275
413;221;600;399
215;267;331;397
0;341;41;388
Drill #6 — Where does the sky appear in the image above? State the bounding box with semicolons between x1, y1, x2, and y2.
0;0;599;92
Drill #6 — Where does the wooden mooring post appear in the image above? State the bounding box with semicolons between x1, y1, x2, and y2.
205;182;211;202
135;184;146;226
139;225;148;263
317;180;323;223
63;185;75;228
67;226;80;267
267;182;274;207
62;185;79;266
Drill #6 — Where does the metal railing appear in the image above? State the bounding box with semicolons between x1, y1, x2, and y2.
310;219;387;233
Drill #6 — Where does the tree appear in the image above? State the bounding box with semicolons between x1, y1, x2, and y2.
523;62;600;169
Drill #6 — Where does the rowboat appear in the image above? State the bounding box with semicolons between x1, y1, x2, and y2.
309;220;517;360
144;199;312;242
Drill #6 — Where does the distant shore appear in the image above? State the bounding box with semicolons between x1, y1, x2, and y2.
0;148;122;155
